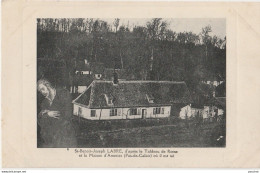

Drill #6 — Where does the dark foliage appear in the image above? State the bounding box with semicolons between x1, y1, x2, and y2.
37;18;226;102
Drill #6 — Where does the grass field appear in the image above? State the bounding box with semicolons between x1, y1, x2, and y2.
74;117;226;148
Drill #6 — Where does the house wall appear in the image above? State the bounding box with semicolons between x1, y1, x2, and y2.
73;105;171;120
204;80;224;87
180;105;204;119
73;104;90;119
177;105;224;120
202;106;210;119
202;106;224;119
75;70;91;75
82;71;91;75
218;108;224;116
144;107;171;119
179;105;192;119
78;86;87;93
191;108;203;117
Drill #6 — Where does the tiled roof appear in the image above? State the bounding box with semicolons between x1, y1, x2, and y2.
73;85;92;106
73;80;192;108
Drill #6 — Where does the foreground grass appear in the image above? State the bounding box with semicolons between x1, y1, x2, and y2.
74;118;226;148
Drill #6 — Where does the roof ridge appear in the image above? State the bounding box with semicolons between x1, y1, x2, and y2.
74;80;192;107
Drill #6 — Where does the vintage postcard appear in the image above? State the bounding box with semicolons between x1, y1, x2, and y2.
2;1;260;168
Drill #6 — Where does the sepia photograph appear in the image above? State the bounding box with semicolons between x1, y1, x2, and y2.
37;18;226;148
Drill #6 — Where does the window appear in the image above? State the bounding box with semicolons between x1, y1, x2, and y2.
104;94;114;106
110;109;117;116
91;110;96;117
161;108;164;114
108;99;112;105
156;108;161;114
146;94;154;103
153;107;161;114
129;108;138;115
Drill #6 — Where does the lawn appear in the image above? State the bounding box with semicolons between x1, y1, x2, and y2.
74;117;226;148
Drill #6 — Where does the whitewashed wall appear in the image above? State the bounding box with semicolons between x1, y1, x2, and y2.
82;71;91;75
218;109;224;115
144;107;171;119
73;104;171;120
202;106;210;119
73;104;90;119
78;86;87;93
191;108;203;117
179;105;192;119
176;105;224;120
202;106;225;119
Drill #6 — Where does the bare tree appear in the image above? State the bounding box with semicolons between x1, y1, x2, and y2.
113;18;120;33
146;18;169;79
200;25;212;61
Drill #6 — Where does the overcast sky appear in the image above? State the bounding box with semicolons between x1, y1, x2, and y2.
102;18;226;39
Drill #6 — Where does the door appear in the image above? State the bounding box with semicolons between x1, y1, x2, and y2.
142;109;147;119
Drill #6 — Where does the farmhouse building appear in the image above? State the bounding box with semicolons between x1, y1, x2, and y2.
71;60;106;93
72;80;192;120
201;76;224;87
75;59;91;75
91;62;105;80
179;97;226;122
73;75;93;93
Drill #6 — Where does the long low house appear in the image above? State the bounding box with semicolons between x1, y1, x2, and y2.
72;80;192;120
